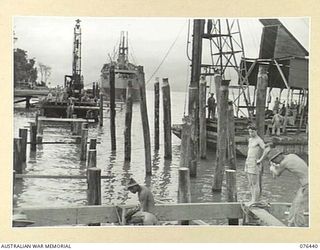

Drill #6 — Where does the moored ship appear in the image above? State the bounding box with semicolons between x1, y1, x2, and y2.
100;31;142;101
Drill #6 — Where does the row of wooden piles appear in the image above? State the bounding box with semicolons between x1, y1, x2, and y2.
175;20;275;225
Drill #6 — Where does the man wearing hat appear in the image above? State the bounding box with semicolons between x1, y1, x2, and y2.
125;178;157;225
207;93;216;119
268;150;309;227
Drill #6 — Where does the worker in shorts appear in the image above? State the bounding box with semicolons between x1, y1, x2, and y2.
245;124;265;204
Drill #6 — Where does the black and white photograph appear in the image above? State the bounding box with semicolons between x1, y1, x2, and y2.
11;16;310;229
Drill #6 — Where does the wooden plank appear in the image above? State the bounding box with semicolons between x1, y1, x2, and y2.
38;117;95;123
14;203;243;226
14;89;50;97
249;207;286;226
14;207;78;226
77;206;119;224
15;174;111;179
154;203;243;221
14;202;293;226
41;105;100;110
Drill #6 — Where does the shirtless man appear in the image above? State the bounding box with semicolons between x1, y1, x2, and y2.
268;151;309;227
245;124;265;204
126;178;158;225
272;111;283;136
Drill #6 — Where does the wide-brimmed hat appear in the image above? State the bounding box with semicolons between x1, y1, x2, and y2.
126;178;139;190
268;149;283;162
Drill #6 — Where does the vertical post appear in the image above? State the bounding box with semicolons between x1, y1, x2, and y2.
214;74;221;119
89;139;97;150
124;81;133;162
92;82;96;98
87;149;97;169
283;87;291;134
212;79;230;192
87;168;101;226
30;122;37;151
154;78;160;150
80;125;88;161
99;93;104;127
71;114;77;133
13;170;16;197
225;169;238;225
74;121;83;143
178;167;191;225
138;66;152;175
109;66;116;150
255;65;268;139
36;119;43;144
26;97;31;109
227;101;236;170
13;138;23;174
179;116;191;168
299;90;306;132
19;128;28;162
199;76;207;159
162;78;172;159
188;19;205;178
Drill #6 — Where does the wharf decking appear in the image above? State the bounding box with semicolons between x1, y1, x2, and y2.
14;202;296;227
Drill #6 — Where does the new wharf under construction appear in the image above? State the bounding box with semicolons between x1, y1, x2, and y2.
13;18;309;227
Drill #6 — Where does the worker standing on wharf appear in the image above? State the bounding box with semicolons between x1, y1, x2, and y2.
207;93;216;119
273;97;280;114
125;178;158;225
245;124;265;204
272;110;284;136
268;150;309;227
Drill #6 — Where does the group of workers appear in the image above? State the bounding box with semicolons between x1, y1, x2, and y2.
124;127;308;227
245;124;308;227
207;93;306;136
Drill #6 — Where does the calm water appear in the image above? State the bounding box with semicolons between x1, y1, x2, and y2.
14;91;301;213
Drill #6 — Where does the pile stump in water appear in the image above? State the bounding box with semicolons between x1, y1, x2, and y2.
162;78;172;159
124;81;133;162
154;78;160;150
212;79;230;192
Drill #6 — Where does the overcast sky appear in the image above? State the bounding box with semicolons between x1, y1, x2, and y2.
14;17;309;91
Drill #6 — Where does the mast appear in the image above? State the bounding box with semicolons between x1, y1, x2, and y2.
118;31;129;68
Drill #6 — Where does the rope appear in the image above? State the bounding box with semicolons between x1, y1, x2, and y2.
186;19;192;61
146;20;187;85
183;60;190;116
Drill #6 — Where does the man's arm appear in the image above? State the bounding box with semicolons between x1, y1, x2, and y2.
138;189;149;212
257;140;268;164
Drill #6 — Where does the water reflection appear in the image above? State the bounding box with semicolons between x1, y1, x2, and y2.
158;158;173;203
14;91;303;214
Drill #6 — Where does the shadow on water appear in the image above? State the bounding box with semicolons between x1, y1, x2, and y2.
14;91;306;213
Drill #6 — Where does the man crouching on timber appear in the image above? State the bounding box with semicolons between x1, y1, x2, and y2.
268;150;309;227
125;178;158;225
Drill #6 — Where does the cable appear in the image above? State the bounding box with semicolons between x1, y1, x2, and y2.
186;19;192;61
146;20;188;85
183;59;190;116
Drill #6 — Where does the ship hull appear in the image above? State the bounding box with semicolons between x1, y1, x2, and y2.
101;65;142;101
